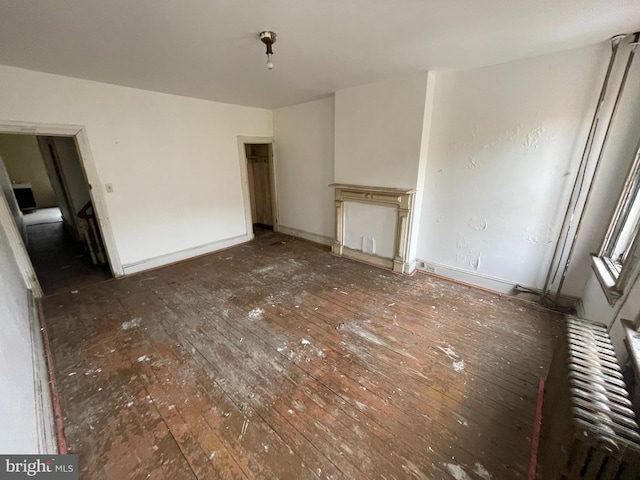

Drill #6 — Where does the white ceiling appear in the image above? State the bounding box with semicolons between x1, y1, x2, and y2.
0;1;638;109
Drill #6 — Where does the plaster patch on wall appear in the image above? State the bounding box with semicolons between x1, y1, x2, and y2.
503;124;522;141
457;235;471;249
523;126;545;149
470;252;482;271
523;224;553;244
458;249;482;271
456;233;486;272
476;124;522;151
467;217;488;231
456;253;469;265
467;157;482;169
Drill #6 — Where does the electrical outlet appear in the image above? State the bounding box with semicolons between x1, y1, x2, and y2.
105;183;114;193
425;264;436;273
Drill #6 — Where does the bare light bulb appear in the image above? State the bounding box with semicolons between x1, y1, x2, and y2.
259;31;277;70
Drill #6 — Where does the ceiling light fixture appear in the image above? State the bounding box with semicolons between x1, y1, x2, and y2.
259;31;277;70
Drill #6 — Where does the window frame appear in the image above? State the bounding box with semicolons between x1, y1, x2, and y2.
594;142;640;304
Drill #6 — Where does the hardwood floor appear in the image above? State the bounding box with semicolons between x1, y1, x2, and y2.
42;230;563;479
25;208;111;295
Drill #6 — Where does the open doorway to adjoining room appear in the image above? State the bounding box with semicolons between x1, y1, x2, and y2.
0;133;112;295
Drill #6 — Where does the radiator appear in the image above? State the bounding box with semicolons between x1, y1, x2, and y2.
541;316;640;479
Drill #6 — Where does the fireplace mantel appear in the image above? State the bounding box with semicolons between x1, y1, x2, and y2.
329;183;416;274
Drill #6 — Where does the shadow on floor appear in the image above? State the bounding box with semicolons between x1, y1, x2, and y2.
24;207;111;296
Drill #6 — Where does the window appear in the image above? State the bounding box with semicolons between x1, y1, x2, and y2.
594;144;640;304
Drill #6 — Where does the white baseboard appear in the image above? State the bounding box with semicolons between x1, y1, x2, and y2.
277;225;332;246
406;259;418;275
415;259;579;308
122;233;252;275
29;291;57;454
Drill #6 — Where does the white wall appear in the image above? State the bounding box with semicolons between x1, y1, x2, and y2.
409;72;437;267
609;279;640;363
273;97;335;244
0;204;40;453
579;261;640;363
581;272;616;324
0;65;273;273
416;43;606;292
334;74;429;189
0;135;57;208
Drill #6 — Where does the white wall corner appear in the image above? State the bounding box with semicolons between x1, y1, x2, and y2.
271;98;335;241
408;71;436;266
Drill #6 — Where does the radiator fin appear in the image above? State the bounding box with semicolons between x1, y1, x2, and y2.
541;316;640;479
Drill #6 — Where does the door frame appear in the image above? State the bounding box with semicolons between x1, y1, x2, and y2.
0;120;123;291
237;136;278;237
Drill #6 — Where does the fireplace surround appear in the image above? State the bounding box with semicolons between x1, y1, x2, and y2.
330;184;416;274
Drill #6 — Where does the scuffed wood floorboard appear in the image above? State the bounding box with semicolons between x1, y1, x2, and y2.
42;231;562;479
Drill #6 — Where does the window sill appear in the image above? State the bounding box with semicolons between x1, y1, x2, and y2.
591;255;623;306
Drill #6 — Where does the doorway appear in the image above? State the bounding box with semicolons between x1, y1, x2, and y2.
0;133;112;295
244;143;277;234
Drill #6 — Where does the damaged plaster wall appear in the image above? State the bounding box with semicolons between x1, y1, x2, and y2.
416;43;606;292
